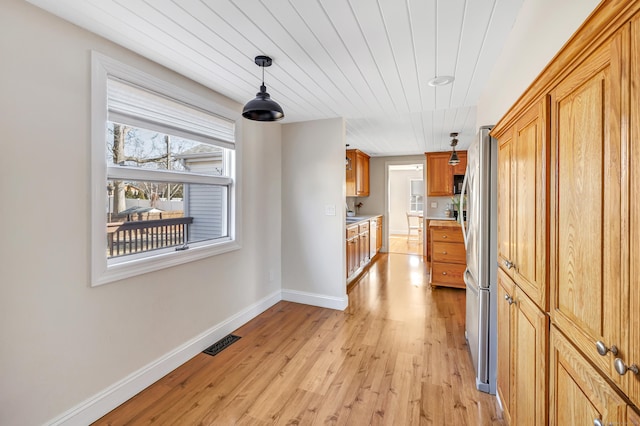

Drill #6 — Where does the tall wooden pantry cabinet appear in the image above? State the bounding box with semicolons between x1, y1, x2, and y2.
492;1;640;424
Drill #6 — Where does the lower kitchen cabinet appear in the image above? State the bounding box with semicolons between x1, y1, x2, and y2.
497;268;548;426
497;270;514;425
376;216;382;252
429;221;466;289
550;325;628;426
346;216;382;283
346;224;359;278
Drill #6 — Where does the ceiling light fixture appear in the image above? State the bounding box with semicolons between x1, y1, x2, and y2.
242;55;284;122
345;144;352;170
428;76;455;87
448;132;460;166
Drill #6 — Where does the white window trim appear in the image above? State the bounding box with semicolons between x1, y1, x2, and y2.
91;51;242;286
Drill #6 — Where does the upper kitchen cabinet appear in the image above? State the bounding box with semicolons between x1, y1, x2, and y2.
425;151;467;196
493;97;548;311
549;23;626;392
346;149;370;197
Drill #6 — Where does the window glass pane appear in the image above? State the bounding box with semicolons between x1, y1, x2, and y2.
106;179;228;258
106;122;227;176
410;195;424;212
410;179;424;196
186;184;228;243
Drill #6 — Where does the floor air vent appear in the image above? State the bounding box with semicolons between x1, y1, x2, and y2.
203;334;241;357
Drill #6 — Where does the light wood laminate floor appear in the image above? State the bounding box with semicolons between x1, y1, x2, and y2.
388;233;423;256
94;253;504;425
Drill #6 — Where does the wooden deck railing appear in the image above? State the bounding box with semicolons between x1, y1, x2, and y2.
107;217;194;257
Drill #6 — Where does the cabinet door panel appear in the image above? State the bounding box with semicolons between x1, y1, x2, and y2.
628;14;640;409
550;30;623;382
497;130;513;274
550;326;627;426
513;285;548;426
346;150;356;196
356;151;369;196
426;153;452;196
512;104;546;306
452;152;467;175
496;269;514;424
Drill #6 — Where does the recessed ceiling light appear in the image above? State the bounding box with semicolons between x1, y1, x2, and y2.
428;76;455;87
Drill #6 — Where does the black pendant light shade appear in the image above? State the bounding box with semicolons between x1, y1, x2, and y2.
242;56;284;122
448;150;460;165
448;132;461;165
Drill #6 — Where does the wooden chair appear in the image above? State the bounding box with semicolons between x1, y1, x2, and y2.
406;212;423;242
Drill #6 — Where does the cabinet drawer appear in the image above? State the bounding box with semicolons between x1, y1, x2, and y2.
346;225;359;239
432;241;466;263
431;262;466;285
431;227;463;243
359;222;369;233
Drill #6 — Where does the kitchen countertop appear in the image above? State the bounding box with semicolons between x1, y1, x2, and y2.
345;214;381;225
429;219;462;228
425;216;455;221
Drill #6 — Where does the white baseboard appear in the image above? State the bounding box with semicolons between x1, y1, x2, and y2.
47;290;282;426
281;289;348;311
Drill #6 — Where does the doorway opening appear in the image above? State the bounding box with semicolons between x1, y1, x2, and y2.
386;163;424;256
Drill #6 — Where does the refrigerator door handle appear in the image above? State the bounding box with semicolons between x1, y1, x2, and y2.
460;166;469;248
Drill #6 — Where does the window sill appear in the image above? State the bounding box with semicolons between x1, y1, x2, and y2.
91;239;241;287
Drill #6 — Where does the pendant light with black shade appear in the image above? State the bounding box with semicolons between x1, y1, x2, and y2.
448;132;460;166
242;55;284;122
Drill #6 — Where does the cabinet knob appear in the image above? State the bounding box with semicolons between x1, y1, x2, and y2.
614;358;639;376
595;341;618;356
442;235;448;239
442;272;447;275
593;419;603;426
442;251;448;255
504;260;515;269
504;294;514;305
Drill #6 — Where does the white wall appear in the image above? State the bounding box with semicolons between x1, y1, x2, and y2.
388;169;423;234
426;196;455;218
0;1;282;424
477;0;600;127
281;119;348;309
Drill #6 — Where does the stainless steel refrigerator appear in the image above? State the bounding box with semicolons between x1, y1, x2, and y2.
460;125;498;394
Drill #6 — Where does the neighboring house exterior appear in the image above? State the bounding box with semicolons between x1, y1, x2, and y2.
175;145;226;242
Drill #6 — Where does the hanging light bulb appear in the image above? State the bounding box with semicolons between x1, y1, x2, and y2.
448;132;460;165
242;55;284;122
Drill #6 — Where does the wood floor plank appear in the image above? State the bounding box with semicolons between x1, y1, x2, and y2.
93;253;504;426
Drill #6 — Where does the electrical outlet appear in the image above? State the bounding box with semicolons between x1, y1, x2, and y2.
431;202;438;208
325;204;336;216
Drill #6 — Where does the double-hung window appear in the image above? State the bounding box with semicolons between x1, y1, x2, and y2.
91;52;240;286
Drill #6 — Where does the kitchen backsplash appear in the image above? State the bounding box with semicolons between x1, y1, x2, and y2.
426;196;458;218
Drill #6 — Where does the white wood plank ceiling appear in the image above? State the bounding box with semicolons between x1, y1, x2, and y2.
27;0;524;156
